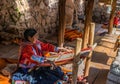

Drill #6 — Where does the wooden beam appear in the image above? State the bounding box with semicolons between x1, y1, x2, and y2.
72;38;82;84
58;0;66;47
82;0;95;48
84;22;95;77
108;0;117;34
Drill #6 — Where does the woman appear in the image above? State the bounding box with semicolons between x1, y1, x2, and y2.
12;28;65;84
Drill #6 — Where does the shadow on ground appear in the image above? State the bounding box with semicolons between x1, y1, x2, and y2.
88;67;109;84
91;51;109;65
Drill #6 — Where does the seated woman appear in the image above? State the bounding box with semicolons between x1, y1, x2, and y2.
12;28;66;84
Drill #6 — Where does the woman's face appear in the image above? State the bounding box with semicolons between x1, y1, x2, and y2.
28;33;38;43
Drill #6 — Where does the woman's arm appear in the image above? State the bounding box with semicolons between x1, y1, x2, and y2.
21;45;45;64
39;41;70;53
40;42;58;52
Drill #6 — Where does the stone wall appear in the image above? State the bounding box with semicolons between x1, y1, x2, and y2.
0;0;59;38
65;0;74;29
0;0;86;39
0;0;111;38
93;0;111;23
75;0;85;16
66;0;85;28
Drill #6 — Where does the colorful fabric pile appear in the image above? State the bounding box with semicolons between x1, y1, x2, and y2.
0;75;10;84
12;67;64;84
64;29;82;41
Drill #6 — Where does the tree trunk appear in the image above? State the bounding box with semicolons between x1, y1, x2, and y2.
108;0;117;34
58;0;66;47
82;0;94;48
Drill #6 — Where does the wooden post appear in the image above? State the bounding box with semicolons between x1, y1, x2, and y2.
84;22;95;77
58;0;66;47
108;0;117;34
82;0;94;48
72;38;82;84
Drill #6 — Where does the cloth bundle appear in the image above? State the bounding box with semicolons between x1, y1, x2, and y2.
12;66;64;84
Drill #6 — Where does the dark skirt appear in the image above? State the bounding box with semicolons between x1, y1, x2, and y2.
12;67;64;84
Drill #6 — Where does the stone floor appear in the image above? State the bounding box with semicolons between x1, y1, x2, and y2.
0;44;19;59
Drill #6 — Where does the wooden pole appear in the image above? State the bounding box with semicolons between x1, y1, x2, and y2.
72;38;82;84
58;0;66;47
108;0;117;34
84;22;95;77
82;0;94;48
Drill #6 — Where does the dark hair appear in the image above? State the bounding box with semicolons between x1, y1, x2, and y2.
24;28;37;41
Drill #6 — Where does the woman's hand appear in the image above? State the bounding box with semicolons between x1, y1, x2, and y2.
44;60;56;69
